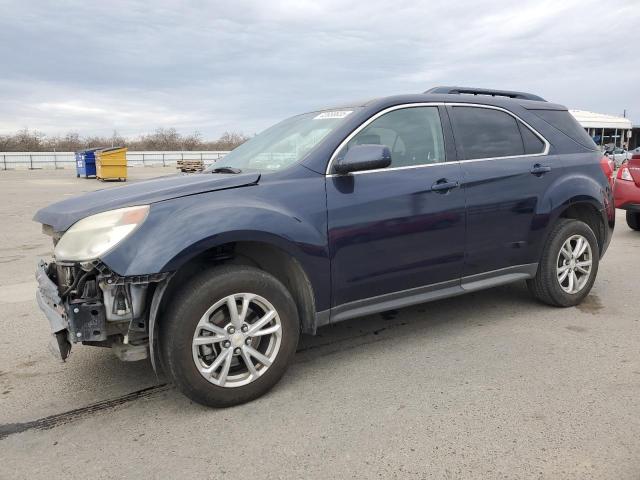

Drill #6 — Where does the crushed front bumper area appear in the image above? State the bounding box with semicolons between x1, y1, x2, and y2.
36;260;72;360
36;259;169;362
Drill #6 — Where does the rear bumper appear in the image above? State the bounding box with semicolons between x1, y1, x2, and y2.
601;183;616;257
601;207;614;257
614;179;640;210
616;202;640;212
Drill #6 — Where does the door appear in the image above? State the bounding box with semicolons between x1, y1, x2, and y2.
326;105;466;308
447;105;555;277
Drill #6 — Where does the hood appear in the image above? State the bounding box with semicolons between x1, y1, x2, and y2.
34;172;260;232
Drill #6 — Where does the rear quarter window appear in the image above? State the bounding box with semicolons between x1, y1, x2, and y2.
530;110;597;150
518;122;546;154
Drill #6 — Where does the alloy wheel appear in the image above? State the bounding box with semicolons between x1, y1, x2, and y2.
556;234;593;294
192;293;282;388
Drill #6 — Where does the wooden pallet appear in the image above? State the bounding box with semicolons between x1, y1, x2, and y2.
177;159;204;172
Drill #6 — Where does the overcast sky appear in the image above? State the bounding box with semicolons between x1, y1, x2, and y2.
1;0;638;139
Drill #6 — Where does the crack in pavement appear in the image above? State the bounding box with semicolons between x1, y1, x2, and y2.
0;316;410;441
0;384;171;441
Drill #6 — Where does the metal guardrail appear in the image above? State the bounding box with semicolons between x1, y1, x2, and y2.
0;151;230;170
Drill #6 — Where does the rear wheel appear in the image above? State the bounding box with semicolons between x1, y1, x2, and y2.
161;265;299;407
527;219;599;307
626;211;640;231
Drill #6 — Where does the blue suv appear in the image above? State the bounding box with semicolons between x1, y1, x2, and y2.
35;86;615;407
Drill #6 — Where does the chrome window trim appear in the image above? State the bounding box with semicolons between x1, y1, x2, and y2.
449;103;550;162
325;102;550;176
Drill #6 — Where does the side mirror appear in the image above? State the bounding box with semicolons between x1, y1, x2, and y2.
333;144;392;174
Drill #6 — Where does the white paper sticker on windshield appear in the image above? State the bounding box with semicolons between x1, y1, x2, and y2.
314;110;353;120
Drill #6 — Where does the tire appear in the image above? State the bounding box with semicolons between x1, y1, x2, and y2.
626;211;640;231
161;265;299;407
527;219;599;307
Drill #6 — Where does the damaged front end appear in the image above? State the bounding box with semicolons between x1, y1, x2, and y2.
36;258;169;362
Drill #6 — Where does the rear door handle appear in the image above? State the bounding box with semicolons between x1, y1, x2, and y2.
530;164;551;175
431;179;459;193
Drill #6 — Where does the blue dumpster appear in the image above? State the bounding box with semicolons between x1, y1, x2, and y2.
75;148;101;178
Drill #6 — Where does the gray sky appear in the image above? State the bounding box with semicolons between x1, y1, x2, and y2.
1;0;638;138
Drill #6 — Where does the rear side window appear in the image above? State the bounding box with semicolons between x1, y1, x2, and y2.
530;110;597;150
450;107;524;159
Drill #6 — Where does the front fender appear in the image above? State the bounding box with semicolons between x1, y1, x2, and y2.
100;181;330;309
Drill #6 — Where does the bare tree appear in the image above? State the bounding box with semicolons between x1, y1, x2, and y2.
0;128;249;152
44;132;83;152
0;134;14;151
110;130;126;148
205;131;250;151
182;131;203;151
5;128;47;151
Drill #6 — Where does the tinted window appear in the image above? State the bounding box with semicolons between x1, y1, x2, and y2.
339;107;445;168
530;110;597;150
519;122;545;154
450;107;524;159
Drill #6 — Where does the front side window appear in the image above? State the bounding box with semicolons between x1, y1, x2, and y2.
337;106;446;168
450;106;525;159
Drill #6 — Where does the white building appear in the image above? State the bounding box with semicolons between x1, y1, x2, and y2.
570;110;633;148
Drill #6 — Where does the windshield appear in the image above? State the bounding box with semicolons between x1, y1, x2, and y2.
205;109;358;173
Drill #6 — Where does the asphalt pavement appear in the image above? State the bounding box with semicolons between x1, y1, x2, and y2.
1;168;638;479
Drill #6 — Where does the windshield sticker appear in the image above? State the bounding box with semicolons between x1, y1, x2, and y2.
314;110;353;120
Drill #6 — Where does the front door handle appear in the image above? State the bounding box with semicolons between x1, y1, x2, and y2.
431;179;459;193
530;164;551;176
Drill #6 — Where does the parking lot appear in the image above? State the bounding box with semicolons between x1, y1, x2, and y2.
1;167;639;479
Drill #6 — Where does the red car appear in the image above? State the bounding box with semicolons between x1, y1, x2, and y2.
614;152;640;230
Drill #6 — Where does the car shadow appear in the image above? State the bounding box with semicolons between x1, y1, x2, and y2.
5;281;547;426
294;281;538;365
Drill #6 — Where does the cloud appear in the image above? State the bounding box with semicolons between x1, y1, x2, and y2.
1;0;638;138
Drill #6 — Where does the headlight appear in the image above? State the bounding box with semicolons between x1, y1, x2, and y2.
54;205;150;261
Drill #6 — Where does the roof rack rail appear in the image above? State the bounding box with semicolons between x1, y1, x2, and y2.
424;86;546;102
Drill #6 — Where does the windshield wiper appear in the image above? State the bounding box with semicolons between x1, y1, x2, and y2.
211;166;242;174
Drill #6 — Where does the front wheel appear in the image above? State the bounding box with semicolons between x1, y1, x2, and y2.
527;219;599;307
161;265;299;407
626;211;640;231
